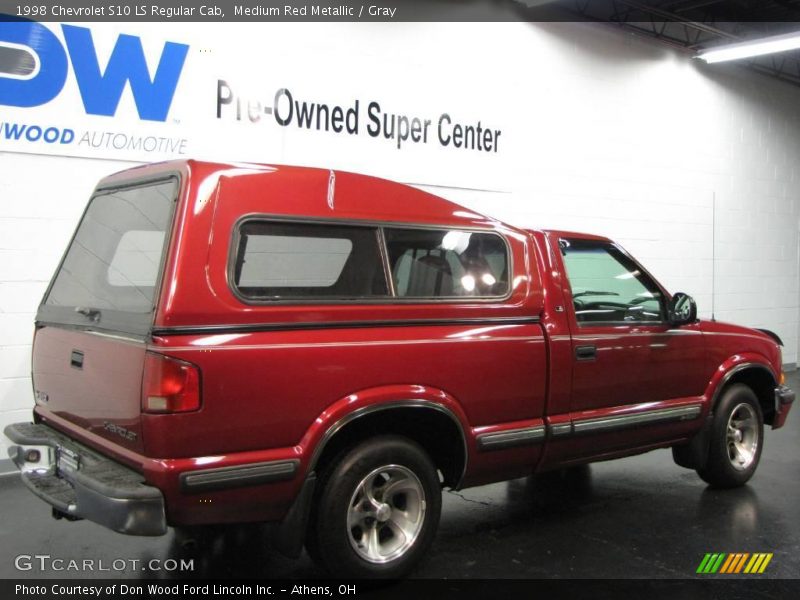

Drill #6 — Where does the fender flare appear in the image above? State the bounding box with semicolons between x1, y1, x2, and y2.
706;359;777;414
299;384;471;483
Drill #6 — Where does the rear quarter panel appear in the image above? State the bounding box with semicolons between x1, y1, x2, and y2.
148;322;547;464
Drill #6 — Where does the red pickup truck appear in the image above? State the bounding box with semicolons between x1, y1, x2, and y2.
6;160;794;578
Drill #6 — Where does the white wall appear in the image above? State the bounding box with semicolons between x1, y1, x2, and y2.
2;21;799;464
0;156;139;468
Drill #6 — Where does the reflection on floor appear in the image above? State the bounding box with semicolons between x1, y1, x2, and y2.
1;373;797;579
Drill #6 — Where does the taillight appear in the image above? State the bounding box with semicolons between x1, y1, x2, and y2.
142;352;201;414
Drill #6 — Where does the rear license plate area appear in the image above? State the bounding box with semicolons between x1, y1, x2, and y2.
56;446;81;474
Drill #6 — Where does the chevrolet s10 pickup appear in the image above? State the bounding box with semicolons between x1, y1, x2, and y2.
5;160;794;578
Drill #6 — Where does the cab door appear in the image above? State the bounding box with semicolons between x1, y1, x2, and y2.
550;235;706;461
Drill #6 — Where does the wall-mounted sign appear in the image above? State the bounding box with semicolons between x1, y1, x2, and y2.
0;20;510;189
216;81;502;153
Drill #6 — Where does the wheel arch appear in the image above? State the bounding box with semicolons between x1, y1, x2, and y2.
308;400;468;490
710;362;777;426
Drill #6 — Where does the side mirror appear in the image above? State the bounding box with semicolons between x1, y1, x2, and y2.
668;292;697;326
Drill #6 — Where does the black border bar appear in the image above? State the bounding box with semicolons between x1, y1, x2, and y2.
1;2;796;24
2;579;799;599
0;1;571;23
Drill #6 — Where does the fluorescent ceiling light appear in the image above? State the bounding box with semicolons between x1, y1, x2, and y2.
697;31;800;64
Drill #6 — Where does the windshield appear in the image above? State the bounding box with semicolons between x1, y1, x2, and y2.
39;178;178;335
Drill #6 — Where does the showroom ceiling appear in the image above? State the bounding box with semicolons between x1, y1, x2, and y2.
531;0;800;87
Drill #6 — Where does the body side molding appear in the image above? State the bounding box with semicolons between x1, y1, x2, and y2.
476;426;546;451
571;405;702;435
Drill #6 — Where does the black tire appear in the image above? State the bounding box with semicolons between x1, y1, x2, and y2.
306;435;441;578
697;383;764;488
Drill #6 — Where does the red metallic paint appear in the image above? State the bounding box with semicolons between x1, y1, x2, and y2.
28;160;791;528
32;328;147;454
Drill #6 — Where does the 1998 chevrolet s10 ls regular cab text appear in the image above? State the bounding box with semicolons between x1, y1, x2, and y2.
5;161;795;578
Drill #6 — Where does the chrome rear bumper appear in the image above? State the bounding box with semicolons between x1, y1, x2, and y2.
4;422;166;536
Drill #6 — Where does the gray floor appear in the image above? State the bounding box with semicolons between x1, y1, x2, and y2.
1;373;798;580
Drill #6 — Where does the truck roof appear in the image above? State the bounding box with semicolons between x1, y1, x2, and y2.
100;160;612;242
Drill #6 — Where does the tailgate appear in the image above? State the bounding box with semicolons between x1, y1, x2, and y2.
33;326;147;453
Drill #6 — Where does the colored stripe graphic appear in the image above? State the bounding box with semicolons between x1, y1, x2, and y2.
697;553;727;573
734;553;749;573
744;554;761;573
699;553;773;574
696;554;713;573
711;553;726;573
720;554;736;573
758;553;773;573
722;553;749;573
695;554;711;573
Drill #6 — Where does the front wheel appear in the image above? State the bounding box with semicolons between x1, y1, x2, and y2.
306;436;441;578
697;384;764;488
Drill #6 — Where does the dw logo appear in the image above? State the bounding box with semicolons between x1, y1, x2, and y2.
0;19;189;122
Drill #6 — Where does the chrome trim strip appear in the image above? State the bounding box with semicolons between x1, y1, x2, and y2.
702;332;785;347
161;336;544;353
180;460;299;493
569;330;703;340
571;405;702;435
549;423;573;437
152;316;540;337
476;426;546;451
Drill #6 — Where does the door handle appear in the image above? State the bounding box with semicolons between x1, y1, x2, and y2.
70;350;84;369
575;345;597;361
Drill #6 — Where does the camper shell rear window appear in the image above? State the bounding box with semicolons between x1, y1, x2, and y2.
37;177;178;336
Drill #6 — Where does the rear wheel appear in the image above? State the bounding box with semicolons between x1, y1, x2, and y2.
306;436;441;578
697;384;763;488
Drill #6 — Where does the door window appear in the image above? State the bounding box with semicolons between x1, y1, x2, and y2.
560;239;664;324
